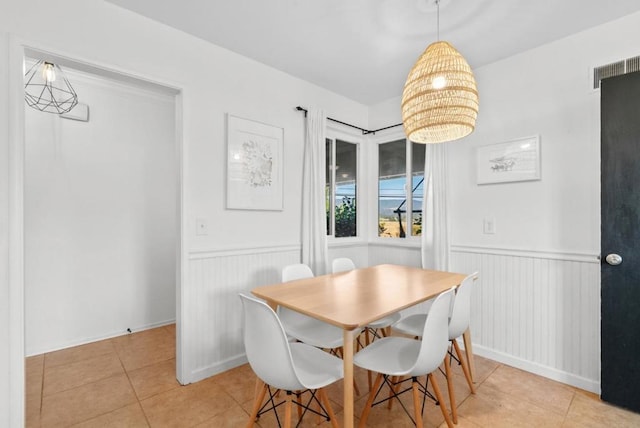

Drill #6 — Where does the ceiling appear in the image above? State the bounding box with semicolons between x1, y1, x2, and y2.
105;0;640;105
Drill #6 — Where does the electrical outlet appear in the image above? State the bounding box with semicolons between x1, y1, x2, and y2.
196;218;208;236
483;218;496;234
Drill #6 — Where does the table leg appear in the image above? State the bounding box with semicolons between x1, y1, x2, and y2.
343;329;355;428
462;328;476;383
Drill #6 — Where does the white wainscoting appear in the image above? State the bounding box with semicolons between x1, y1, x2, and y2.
184;242;602;394
450;245;601;393
185;245;301;383
368;241;421;266
184;243;371;383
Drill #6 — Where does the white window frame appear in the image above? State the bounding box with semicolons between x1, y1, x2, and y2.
326;125;364;244
371;130;424;244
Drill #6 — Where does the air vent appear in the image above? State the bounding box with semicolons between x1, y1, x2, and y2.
593;55;640;89
593;61;624;89
626;55;640;74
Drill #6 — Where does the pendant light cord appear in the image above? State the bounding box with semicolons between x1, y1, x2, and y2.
436;0;440;41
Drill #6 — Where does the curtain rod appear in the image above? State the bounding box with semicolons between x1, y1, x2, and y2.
295;106;402;135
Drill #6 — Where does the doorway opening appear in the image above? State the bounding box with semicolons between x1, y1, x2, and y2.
10;45;185;425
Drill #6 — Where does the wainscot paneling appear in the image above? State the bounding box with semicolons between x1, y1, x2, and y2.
185;245;301;383
450;245;601;393
368;242;421;267
328;241;369;269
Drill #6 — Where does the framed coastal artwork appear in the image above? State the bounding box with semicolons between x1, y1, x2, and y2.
226;114;284;210
476;135;541;185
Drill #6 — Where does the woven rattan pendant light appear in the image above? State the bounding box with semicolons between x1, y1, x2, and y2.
401;0;478;144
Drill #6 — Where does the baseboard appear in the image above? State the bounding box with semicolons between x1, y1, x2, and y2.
189;354;248;384
25;318;176;357
468;342;601;394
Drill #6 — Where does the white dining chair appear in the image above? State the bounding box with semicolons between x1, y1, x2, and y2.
392;272;478;423
354;287;456;428
240;293;343;428
280;263;363;396
278;264;347;350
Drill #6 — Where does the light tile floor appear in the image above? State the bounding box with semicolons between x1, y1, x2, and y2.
26;324;640;427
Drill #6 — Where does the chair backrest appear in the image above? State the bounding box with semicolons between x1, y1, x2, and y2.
239;293;304;391
282;263;314;282
448;272;478;340
279;264;314;326
409;287;455;376
332;257;356;273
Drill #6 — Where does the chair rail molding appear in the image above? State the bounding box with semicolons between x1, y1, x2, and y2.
188;243;301;260
451;244;599;264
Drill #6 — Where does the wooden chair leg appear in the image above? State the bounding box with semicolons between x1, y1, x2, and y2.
462;328;476;383
296;391;302;419
429;373;454;428
453;339;476;394
284;391;293;428
412;378;424;428
387;376;396;409
246;381;268;428
359;373;383;428
319;388;339;428
444;351;458;424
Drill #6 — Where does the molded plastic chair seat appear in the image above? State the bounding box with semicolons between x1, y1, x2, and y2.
279;263;353;349
353;336;421;375
289;342;343;389
366;312;402;330
240;293;343;427
283;316;346;349
392;313;427;338
354;288;456;428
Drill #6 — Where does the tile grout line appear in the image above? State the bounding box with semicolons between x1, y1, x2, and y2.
115;336;155;427
39;354;45;420
561;390;577;426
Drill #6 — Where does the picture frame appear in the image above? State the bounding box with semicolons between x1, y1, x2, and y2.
476;135;541;185
226;114;284;210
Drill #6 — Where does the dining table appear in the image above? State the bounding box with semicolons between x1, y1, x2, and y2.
251;263;472;428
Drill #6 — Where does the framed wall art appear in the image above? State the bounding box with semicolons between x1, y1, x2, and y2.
476;135;541;185
226;114;284;210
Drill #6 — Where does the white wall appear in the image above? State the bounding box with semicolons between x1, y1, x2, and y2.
24;68;177;355
369;10;640;393
0;1;369;417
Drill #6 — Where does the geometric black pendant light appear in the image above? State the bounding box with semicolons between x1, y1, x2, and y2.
24;60;78;114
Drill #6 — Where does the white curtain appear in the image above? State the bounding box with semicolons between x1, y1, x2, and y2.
301;109;329;275
421;143;450;271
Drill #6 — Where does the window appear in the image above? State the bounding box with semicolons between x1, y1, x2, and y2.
378;139;425;238
326;138;357;237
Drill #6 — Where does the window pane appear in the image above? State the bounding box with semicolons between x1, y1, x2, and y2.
325;138;333;235
378;140;407;237
335;140;357;237
411;143;426;237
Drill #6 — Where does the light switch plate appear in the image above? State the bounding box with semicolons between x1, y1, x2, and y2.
483;218;496;234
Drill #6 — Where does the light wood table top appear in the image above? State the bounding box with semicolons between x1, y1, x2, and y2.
251;263;468;428
252;264;467;330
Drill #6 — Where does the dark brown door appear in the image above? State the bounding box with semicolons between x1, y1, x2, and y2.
601;70;640;413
